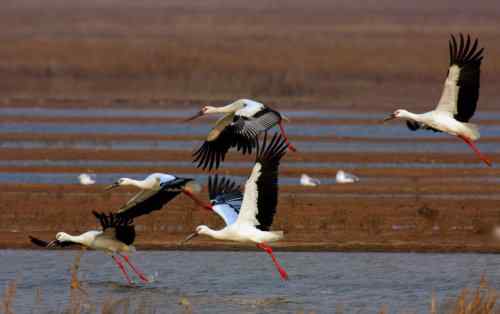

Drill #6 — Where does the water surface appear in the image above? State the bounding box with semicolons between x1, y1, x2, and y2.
0;250;498;313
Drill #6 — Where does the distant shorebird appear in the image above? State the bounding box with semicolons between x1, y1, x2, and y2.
185;98;296;170
30;211;148;284
300;174;321;187
78;173;96;185
335;170;359;184
383;34;491;166
182;133;289;280
106;173;212;213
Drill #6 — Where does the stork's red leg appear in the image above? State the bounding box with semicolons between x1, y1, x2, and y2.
183;190;213;211
120;254;149;283
112;255;132;284
458;135;492;167
256;243;289;281
278;121;297;152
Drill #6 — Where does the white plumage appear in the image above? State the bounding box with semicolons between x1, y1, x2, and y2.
383;34;491;166
182;134;289;280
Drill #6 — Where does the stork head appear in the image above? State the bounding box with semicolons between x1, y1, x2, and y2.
185;106;218;121
55;232;70;242
383;109;408;122
180;225;210;244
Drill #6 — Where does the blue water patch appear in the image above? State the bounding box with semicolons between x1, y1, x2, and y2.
1;250;500;313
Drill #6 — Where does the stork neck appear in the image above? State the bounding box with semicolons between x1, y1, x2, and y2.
217;103;239;113
399;110;422;122
201;227;226;240
59;231;97;247
124;179;149;189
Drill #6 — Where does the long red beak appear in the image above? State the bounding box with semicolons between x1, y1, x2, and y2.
182;189;213;211
184;110;204;122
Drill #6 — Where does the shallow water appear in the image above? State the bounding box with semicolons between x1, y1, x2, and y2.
0;250;498;313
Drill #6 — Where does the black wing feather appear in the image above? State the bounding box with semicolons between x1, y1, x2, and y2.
406;121;441;133
193;119;257;171
93;211;136;245
115;178;193;220
254;132;288;231
449;34;483;122
208;174;242;211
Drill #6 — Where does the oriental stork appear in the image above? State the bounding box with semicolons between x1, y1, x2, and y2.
106;173;212;212
383;34;491;166
181;133;289;280
29;178;213;284
29;212;148;284
185;99;296;170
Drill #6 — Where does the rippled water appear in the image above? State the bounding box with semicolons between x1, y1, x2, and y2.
1;250;499;313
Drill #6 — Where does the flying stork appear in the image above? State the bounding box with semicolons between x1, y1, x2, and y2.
383;34;491;166
181;133;289;280
29;177;213;284
105;173;212;212
185;99;296;170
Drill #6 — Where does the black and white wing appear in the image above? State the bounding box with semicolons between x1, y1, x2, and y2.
116;177;193;220
29;235;81;248
237;107;282;133
93;211;136;245
435;34;483;122
208;175;243;226
235;133;287;230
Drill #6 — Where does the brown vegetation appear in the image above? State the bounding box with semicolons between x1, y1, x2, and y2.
1;0;500;108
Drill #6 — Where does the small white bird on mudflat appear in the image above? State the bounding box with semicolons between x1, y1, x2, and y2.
182;133;289;280
335;170;359;184
78;173;96;185
300;174;321;187
383;34;491;167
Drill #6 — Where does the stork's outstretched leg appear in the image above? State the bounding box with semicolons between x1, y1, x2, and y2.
257;243;288;281
112;255;132;284
182;190;213;211
458;135;492;167
278;121;297;152
120;254;149;283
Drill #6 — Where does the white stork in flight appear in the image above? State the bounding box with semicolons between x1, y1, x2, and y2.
185;98;296;170
30;178;213;284
182;133;289;280
106;173;212;212
383;34;491;166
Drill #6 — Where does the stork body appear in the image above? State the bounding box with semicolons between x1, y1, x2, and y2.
186;99;296;170
30;212;148;284
384;34;491;166
182;134;289;280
